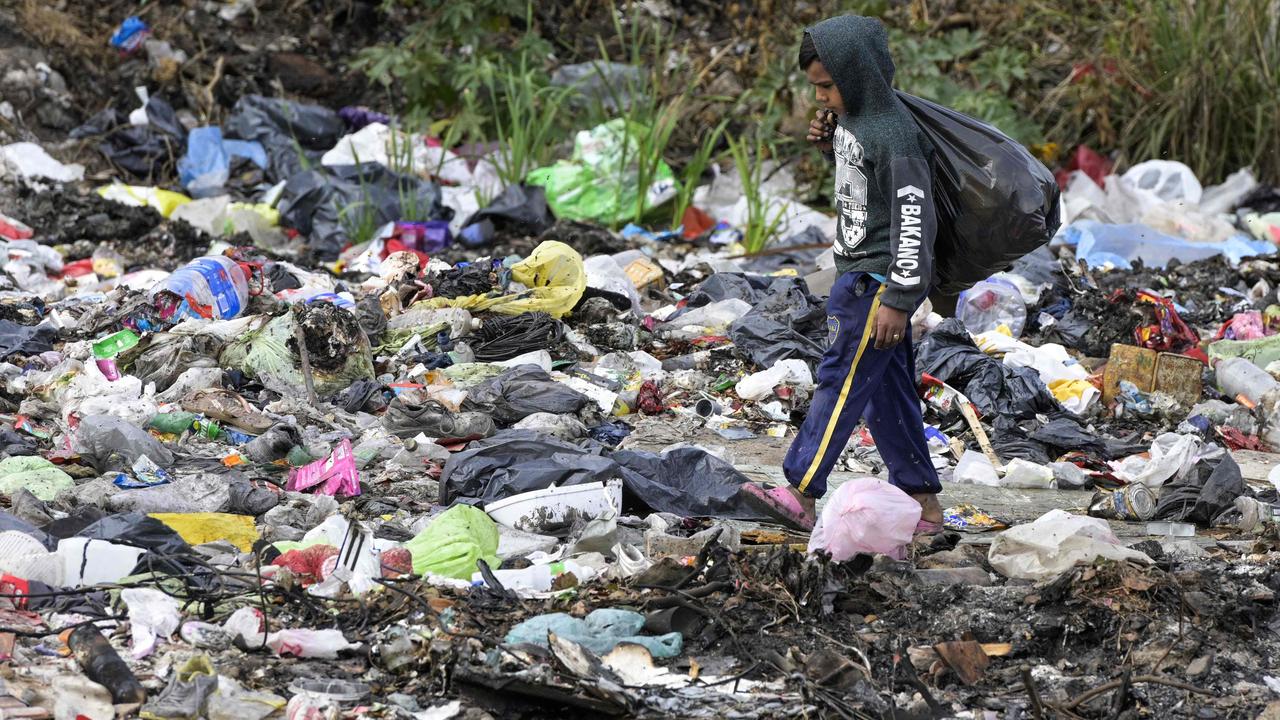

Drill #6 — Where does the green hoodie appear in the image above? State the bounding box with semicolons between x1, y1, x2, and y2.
808;15;937;312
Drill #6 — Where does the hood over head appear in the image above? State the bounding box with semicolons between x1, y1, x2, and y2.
807;15;898;117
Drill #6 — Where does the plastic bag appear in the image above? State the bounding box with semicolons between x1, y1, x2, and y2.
74;415;174;473
1067;220;1273;270
896;92;1060;295
0;456;73;502
953;450;1000;486
219;310;376;398
735;359;814;401
223;95;346;182
403;504;500;580
417;241;586;319
957;278;1026;336
526;119;676;225
505;608;682;658
121;588;181;659
265;629;355;659
987;509;1153;581
462;365;590;425
808;478;921;561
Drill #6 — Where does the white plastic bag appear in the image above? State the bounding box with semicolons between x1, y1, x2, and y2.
808;478;921;561
266;628;356;659
1000;458;1055;489
953;450;1000;486
988;509;1153;581
121;587;181;659
1108;432;1203;488
735;359;815;401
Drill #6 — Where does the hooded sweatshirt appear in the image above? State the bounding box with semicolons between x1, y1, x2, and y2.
808;16;937;312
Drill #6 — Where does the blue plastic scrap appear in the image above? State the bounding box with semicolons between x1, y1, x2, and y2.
505;608;683;658
110;17;150;53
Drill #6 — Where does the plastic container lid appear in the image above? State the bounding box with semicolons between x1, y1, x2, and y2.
287;679;370;703
92;329;140;359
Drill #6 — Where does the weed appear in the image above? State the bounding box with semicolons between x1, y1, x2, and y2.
671;118;728;227
482;55;573;187
727;134;788;255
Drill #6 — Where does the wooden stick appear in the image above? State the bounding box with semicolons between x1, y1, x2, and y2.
292;317;319;407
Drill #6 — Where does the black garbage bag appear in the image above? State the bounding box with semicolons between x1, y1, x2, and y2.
916;318;1060;420
463;184;554;237
90;97;187;180
1153;453;1246;526
989;426;1053;465
440;430;769;520
277;164;447;260
0;320;55;358
684;274;827;369
739;225;829;276
1028;415;1107;456
224;95;346;182
463;365;590;426
898;92;1060;295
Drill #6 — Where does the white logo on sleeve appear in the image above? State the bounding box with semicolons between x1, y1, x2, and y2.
890;184;924;286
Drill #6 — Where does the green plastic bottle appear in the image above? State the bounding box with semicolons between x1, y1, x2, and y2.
148;412;198;435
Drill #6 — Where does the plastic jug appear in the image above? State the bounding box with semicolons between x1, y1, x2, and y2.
150;255;250;320
1215;357;1280;410
957;278;1026;336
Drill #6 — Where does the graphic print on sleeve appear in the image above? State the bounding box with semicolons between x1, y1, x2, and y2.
832;125;868;257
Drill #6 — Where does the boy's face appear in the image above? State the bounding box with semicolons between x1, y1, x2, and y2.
806;60;845;117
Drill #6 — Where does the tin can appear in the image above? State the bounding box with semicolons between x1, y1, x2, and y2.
1088;484;1157;521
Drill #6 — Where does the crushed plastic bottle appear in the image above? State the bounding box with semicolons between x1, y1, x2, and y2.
150;255;250;321
956;278;1026;336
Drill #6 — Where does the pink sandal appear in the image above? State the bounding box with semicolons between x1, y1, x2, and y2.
914;519;945;535
742;483;817;531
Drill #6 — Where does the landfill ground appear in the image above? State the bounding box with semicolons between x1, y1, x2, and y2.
2;1;1280;719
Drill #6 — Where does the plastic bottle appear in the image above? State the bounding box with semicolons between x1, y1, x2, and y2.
150;255;250;321
67;625;147;705
956;278;1027;336
149;411;198;435
1215;357;1280;410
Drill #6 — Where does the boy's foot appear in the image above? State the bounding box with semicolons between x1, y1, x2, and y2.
911;492;945;535
742;483;817;532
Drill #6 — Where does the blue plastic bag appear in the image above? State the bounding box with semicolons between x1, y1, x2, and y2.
178;127;268;197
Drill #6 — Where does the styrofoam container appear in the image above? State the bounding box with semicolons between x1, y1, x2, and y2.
484;480;622;533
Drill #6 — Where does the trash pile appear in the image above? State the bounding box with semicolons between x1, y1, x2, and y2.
0;5;1279;719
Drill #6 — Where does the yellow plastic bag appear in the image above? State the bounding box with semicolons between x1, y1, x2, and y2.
417;240;586;319
97;183;192;218
151;512;258;551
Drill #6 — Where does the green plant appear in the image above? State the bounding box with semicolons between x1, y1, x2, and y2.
726;133;787;255
481;55;573;187
671;118;728;227
353;0;552;130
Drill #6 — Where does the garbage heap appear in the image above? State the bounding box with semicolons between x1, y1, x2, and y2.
1;13;1280;720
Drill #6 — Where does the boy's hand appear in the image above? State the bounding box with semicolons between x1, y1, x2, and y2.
872;305;909;350
806;109;834;152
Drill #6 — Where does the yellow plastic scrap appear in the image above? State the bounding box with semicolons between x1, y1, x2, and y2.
415;240;586;319
97;183;192;218
150;512;258;551
1049;378;1096;404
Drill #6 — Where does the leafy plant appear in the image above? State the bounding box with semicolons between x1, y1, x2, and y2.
479;55;573;187
726;134;788;255
671;118;728;227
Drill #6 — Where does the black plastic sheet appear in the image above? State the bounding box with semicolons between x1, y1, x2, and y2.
0;320;55;358
276;164;447;260
463;365;590;425
917;318;1060;420
440;430;768;519
1153;453;1246;526
224;95;346;182
463;184;554;237
898;92;1060;295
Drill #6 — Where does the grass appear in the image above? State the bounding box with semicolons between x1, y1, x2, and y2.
727;133;788;255
477;54;572;188
671;118;728;228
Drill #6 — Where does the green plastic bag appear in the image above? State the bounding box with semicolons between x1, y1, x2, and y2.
0;456;73;501
1209;335;1280;369
527;119;676;225
404;505;500;580
220;311;375;398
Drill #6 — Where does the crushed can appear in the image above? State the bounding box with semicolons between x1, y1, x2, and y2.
1088;484;1157;521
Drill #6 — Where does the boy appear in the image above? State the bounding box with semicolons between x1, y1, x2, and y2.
744;15;943;533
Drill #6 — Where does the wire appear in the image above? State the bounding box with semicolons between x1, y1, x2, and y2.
458;312;565;361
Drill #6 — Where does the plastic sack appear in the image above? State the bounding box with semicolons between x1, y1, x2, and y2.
223;94;347;183
505;608;682;658
150;513;258;552
526;119;676;225
987;509;1153;581
0;142;85;183
417;241;586;319
896;92;1060;295
953;450;1000;486
957;278;1026;336
1121;160;1202;207
0;456;73;501
1108;432;1202;488
462;365;590;425
808;478;921;561
661;299;753;341
403;504;500;580
74;415;174;473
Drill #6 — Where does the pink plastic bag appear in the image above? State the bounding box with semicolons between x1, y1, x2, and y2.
286;438;360;497
807;478;922;561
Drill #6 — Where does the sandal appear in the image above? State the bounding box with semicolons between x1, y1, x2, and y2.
914;519;945;535
742;483;817;532
182;388;274;434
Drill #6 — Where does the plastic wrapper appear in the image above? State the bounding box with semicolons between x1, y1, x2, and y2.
219;310;376;399
462;365;590;425
987;510;1153;581
403;504;500;580
416;240;586;319
505;608;682;658
897;92;1060;295
75;415;175;473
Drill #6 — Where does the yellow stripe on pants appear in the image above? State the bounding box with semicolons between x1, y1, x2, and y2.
798;286;884;494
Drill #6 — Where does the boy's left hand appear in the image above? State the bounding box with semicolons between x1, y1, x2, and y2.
872;305;908;349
